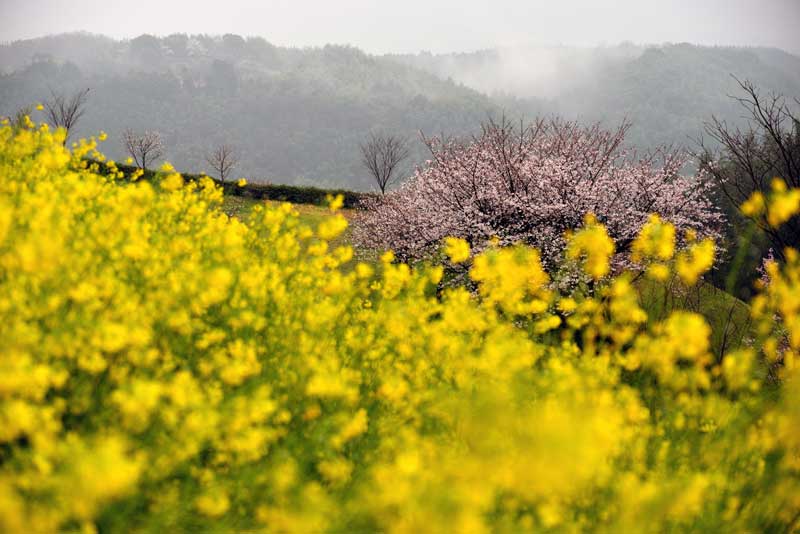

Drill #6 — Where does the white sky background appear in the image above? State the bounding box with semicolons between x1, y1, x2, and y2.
0;0;798;54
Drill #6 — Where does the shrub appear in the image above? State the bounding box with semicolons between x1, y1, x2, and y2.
0;119;799;533
356;117;724;274
221;181;369;208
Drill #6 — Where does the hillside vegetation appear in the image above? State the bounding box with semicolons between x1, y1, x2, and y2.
0;33;492;189
2;35;800;189
396;43;800;151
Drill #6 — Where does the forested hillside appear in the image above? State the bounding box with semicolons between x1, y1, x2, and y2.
1;34;799;189
394;43;800;151
0;33;494;189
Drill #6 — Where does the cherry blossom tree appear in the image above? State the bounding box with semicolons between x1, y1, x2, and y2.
355;116;724;273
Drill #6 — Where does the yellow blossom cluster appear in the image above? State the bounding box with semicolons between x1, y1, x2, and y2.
443;236;471;264
741;177;800;228
565;213;615;280
631;214;716;284
1;121;800;533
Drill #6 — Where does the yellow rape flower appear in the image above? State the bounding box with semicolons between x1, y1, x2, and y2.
766;178;800;227
317;214;348;241
741;191;767;217
631;214;676;262
443;236;470;263
326;193;344;211
195;490;230;517
676;239;715;285
566;213;615;280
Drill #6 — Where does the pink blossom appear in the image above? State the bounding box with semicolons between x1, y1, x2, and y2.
355;117;724;273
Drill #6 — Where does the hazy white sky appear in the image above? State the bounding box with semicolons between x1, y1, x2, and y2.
1;0;798;54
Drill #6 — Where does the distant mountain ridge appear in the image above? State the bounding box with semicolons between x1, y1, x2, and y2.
1;33;799;189
0;33;494;189
392;43;800;150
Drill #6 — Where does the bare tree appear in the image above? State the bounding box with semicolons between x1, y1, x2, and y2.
699;78;800;260
360;133;410;194
43;88;90;143
123;129;165;170
205;144;239;183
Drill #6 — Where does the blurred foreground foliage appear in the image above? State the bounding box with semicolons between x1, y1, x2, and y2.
0;120;799;533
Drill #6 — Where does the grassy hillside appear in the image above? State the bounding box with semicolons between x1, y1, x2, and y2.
637;277;753;358
221;195;354;225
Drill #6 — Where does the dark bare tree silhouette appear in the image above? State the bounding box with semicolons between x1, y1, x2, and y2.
205;144;239;183
123;129;165;170
360;133;410;194
699;77;800;260
43;88;90;143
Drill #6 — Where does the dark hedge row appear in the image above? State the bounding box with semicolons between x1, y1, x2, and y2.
218;181;370;209
96;161;371;209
